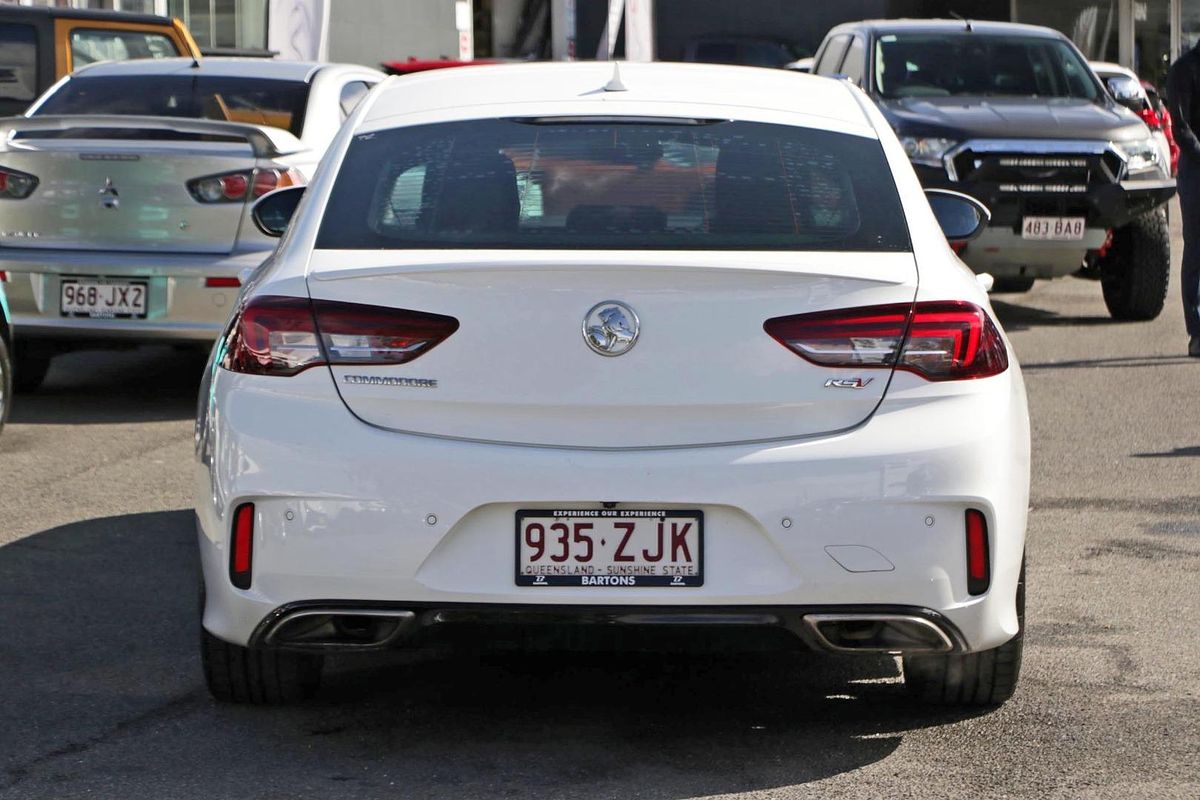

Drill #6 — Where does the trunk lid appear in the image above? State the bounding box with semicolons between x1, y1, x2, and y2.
307;251;918;449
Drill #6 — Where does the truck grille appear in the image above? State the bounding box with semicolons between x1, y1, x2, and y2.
950;148;1123;193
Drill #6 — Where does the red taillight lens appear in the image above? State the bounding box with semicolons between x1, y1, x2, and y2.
251;167;301;197
0;271;7;282
230;502;254;590
764;301;1008;381
0;166;39;199
188;168;303;203
1138;108;1162;130
965;508;990;596
222;295;460;377
222;295;322;376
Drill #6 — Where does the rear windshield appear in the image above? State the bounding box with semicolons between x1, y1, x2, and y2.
875;33;1101;100
33;75;310;136
315;119;910;252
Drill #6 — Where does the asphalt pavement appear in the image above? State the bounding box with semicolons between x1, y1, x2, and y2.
0;208;1197;799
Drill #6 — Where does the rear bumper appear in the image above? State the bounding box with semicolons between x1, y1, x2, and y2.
961;226;1108;278
249;600;968;655
0;246;272;345
196;363;1031;655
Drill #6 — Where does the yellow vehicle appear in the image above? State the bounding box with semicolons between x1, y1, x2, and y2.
0;5;201;116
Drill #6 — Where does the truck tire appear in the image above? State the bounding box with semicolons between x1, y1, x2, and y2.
201;628;323;704
13;349;50;393
1100;208;1170;321
903;557;1025;706
991;277;1036;293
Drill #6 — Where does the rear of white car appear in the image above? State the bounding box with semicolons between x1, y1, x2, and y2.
195;62;1030;707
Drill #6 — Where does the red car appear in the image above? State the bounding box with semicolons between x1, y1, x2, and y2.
381;58;502;76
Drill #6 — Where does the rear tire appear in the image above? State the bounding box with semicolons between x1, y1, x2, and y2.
991;277;1036;293
0;335;12;433
903;557;1025;706
13;349;50;393
1100;208;1170;320
201;628;323;704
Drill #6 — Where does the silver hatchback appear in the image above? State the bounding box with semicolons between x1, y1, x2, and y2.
0;57;382;390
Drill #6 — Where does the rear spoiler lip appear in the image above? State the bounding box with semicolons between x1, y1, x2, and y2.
0;114;307;159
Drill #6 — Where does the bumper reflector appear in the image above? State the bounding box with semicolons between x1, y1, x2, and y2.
230;503;254;590
966;509;990;595
205;276;241;288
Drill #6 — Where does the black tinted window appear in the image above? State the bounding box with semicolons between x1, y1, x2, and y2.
0;23;37;103
875;33;1100;99
34;75;310;136
316;119;910;252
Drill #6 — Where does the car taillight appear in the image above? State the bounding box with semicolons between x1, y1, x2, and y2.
188;167;302;203
0;166;39;199
222;294;460;377
1138;108;1162;131
764;301;1008;381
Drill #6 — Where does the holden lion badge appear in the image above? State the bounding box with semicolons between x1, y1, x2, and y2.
583;300;640;357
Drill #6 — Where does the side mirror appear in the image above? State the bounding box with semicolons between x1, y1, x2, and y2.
252;185;306;238
925;188;990;242
1104;76;1143;112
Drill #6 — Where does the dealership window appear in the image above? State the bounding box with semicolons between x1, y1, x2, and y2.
10;1;266;51
1012;0;1176;89
166;0;266;51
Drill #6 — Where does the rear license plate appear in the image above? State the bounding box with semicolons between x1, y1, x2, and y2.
516;509;703;587
60;279;148;319
1021;216;1085;241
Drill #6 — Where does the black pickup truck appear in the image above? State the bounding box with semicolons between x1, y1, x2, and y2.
813;19;1176;319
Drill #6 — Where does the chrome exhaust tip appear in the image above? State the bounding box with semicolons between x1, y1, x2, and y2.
264;608;416;651
802;614;955;654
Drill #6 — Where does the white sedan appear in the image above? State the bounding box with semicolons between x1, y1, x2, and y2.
195;61;1030;706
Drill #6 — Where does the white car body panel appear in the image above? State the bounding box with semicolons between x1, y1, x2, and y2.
196;62;1030;659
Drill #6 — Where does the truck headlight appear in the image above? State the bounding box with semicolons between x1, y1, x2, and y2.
1114;137;1160;173
899;136;958;168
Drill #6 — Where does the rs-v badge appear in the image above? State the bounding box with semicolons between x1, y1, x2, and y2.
825;378;874;389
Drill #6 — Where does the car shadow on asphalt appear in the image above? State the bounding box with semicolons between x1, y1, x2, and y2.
9;346;208;425
0;510;994;798
989;297;1127;332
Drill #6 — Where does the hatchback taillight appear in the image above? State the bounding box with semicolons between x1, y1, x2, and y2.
222;295;460;377
188;167;302;203
0;166;38;199
764;301;1008;381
